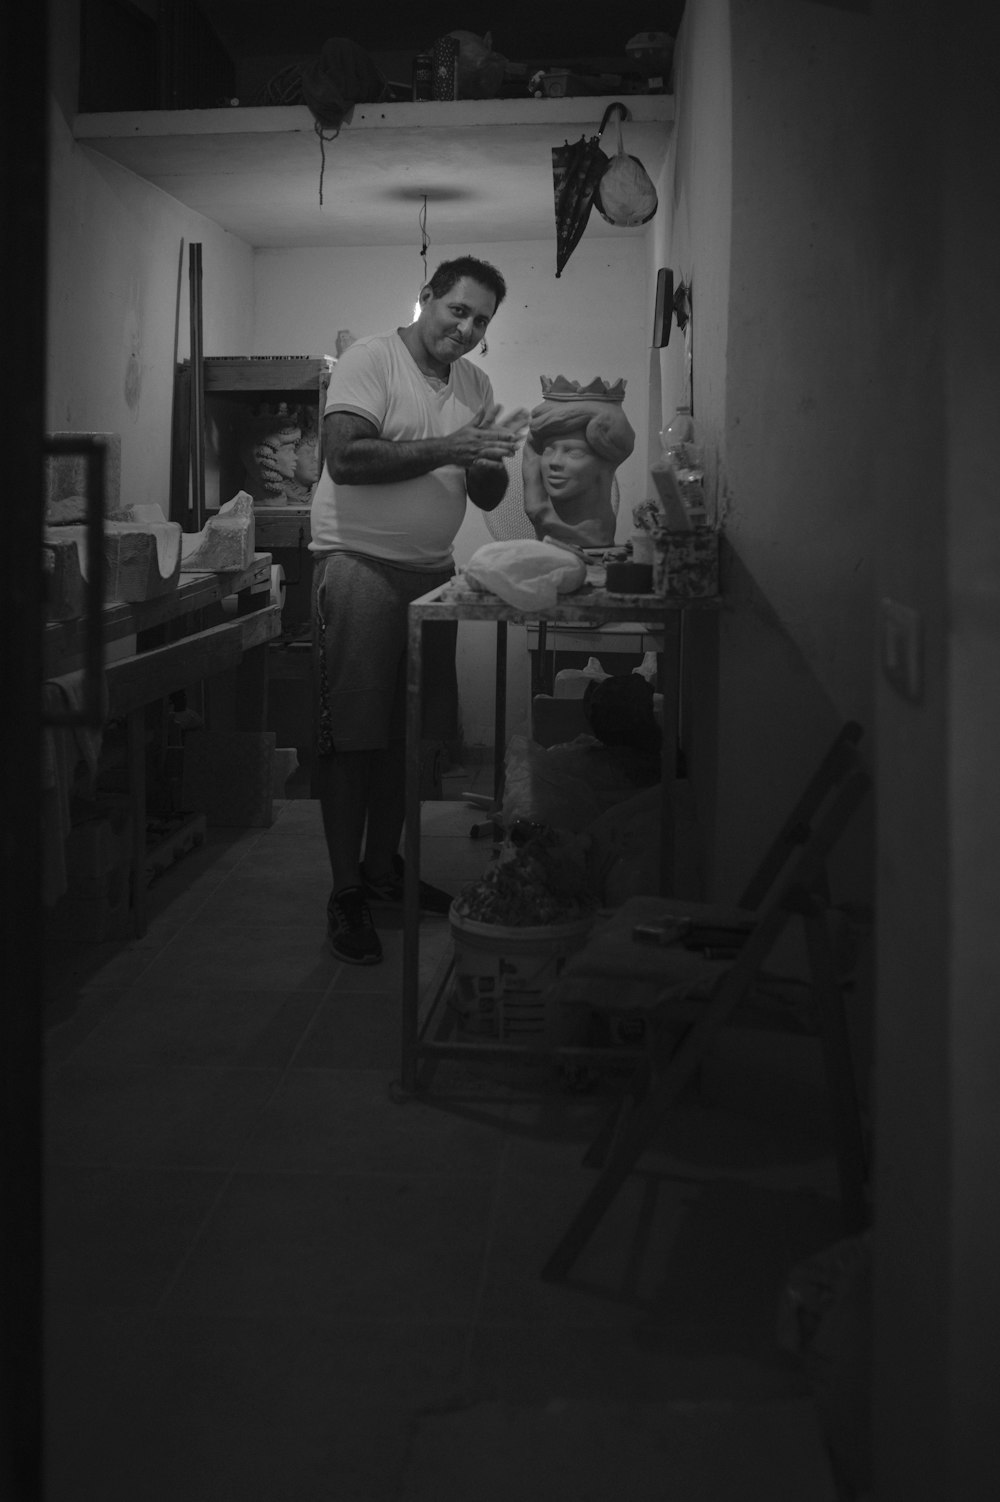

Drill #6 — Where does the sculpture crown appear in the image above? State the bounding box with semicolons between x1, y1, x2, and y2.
539;374;627;403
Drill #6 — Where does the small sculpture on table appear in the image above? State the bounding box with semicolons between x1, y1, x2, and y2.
522;375;636;548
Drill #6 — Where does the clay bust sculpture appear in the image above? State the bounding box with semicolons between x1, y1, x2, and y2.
241;404;319;507
522;375;635;548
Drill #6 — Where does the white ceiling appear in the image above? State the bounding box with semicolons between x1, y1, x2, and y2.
74;97;674;250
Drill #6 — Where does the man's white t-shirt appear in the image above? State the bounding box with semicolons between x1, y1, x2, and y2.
309;331;495;569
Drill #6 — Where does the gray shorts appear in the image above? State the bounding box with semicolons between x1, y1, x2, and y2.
312;551;458;754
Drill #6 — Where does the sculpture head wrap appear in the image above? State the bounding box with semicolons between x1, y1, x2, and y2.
526;376;635;467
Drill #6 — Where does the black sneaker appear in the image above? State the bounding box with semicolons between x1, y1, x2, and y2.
327;886;382;965
360;855;453;916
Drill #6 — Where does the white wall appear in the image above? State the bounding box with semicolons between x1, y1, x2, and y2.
46;100;254;514
664;0;876;901
252;236;651;748
869;3;1000;1497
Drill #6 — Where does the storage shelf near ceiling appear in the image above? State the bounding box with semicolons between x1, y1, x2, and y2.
72;96;675;248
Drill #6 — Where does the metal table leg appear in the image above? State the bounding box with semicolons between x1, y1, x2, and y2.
493;620;507;808
401;608;425;1094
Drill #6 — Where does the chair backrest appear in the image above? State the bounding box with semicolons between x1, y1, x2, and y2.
482;444;620;543
737;722;867;911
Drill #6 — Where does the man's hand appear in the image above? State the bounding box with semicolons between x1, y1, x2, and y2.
463;404;530;511
323;404;530;487
448;402;529;467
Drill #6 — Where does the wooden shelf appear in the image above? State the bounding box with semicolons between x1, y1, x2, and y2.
43;555;272;670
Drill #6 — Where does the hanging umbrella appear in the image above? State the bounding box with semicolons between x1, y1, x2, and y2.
551;102;627;278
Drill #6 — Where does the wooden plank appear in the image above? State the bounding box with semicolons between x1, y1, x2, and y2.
43;553;272;670
254;509;312;549
200;359;328;393
102;603;281;717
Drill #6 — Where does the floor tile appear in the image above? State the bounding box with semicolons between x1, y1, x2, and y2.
233;1067;509;1175
165;1171;494;1321
63;985;323;1069
128;925;335;991
179;865;331;929
399;1396;838;1502
45;1064;282;1168
43;937;162;999
45;1166;226;1306
44;985;130;1066
292;988;406;1070
467;1322;807;1405
45;1314;469;1502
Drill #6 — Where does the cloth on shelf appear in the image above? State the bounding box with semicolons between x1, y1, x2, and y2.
41;672;105;907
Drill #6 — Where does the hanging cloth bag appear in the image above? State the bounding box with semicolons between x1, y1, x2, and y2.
300;38;388;205
594;107;658;227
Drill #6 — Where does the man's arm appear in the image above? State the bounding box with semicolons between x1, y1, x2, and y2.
324;408;520;485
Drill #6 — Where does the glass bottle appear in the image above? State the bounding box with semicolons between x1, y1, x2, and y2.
660;407;707;526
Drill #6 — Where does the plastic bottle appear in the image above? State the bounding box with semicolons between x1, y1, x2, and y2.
660;407;708;527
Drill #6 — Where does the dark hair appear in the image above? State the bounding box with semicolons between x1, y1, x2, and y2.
427;256;507;311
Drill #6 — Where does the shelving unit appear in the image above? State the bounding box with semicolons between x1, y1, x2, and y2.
45;555;280;937
170;355;329;790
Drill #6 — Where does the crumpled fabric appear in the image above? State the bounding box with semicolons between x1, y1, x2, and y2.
301;38;388;132
462;538;587;611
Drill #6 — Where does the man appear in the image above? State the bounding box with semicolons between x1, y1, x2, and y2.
310;255;527;964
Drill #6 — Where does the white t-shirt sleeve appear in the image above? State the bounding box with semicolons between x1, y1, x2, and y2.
323;339;390;429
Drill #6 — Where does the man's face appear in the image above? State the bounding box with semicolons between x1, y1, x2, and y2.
539;434;606;501
418;276;497;364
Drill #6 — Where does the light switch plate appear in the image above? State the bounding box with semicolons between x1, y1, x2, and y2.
880;598;923;702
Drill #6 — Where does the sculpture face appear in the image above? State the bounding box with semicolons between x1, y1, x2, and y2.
523;383;635;548
539;434;609;502
293;436;319;488
240;404;319;505
269;434;299;482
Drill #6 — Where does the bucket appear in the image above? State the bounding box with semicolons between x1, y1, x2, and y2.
651;526;719;598
448;906;593;1047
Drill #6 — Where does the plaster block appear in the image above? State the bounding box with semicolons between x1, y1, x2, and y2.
46;518;182;603
44;432;122;518
180;491;255;573
43;534;86;620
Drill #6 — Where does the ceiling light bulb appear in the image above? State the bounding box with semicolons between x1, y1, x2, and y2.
412;298;421;323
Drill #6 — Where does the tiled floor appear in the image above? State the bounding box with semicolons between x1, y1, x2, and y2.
43;767;846;1501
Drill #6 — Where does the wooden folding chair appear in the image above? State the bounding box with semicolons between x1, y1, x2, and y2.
541;721;871;1283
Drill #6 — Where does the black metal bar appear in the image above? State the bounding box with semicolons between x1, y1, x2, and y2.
493;619;507;806
401;605;425;1093
41;435;106;728
189;242;205;533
